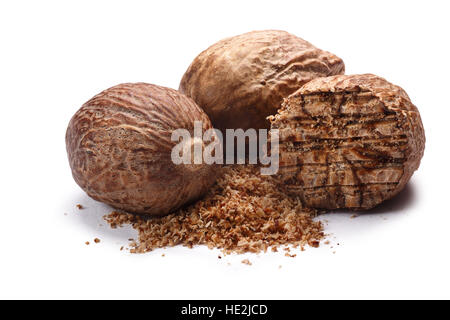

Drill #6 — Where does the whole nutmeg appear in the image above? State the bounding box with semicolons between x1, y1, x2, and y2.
270;74;425;210
179;30;345;133
66;83;218;215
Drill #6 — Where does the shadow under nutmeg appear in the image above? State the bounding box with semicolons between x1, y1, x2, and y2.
322;181;418;217
69;192;138;242
365;181;417;215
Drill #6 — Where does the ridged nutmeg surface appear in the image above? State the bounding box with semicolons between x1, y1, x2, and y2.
66;83;218;216
179;30;345;133
270;74;425;210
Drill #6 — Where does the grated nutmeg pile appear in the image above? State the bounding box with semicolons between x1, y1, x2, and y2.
104;165;324;254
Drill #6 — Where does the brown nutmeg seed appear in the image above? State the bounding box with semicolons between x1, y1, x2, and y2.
66;83;219;216
270;74;425;210
179;30;345;133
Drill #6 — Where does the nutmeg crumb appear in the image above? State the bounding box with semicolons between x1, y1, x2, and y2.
104;165;324;255
94;238;100;244
85;241;90;246
76;204;83;210
241;259;252;266
310;240;320;248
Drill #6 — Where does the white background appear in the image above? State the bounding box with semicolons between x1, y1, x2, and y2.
0;0;449;299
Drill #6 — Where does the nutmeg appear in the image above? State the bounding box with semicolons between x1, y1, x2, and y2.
179;30;345;133
66;83;218;215
270;74;425;210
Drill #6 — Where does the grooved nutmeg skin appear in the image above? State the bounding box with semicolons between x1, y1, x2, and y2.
66;83;218;216
270;74;425;210
179;30;345;133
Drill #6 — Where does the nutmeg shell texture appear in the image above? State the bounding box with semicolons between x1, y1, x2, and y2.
271;74;425;210
179;30;345;133
66;83;218;215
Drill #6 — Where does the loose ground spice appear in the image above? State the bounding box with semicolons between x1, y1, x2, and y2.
104;165;324;254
